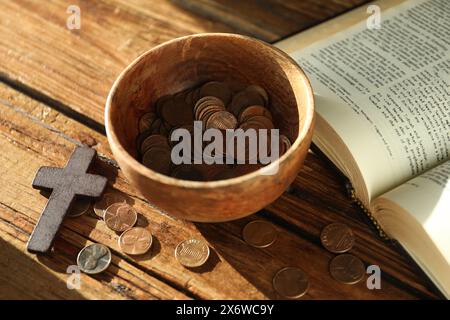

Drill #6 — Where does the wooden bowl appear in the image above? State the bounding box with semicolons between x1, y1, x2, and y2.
105;33;314;222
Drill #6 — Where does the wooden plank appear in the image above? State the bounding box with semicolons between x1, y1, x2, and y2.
173;0;370;42
0;85;417;299
0;0;370;126
0;80;436;298
0;0;233;123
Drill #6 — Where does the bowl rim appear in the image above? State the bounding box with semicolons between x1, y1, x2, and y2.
105;32;314;189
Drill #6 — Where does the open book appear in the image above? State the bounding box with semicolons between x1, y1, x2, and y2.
276;0;450;298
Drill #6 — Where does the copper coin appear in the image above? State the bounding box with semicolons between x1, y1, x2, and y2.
199;81;232;105
171;165;204;181
273;267;309;299
169;124;194;147
150;118;163;134
279;134;292;156
245;84;269;105
119;227;153;255
155;95;173;117
140;134;169;155
162;92;194;126
104;203;137;232
142;147;172;175
138;112;156;133
198;104;224;123
329;254;365;284
229;90;265;117
191;88;202;105
206;111;237;130
239;105;273;123
320;223;355;253
175;239;210;268
194;96;225;120
241;115;275;130
67;198;91;218
242;220;277;248
93;193;128;218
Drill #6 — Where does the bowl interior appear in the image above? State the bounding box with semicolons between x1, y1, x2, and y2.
109;34;309;170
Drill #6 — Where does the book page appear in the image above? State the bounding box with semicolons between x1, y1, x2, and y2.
289;0;450;200
378;159;450;260
373;160;450;297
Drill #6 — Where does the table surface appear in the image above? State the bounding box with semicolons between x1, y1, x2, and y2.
0;0;442;299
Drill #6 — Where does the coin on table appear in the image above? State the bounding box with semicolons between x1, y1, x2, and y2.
104;203;137;232
320;222;355;253
77;243;111;274
119;227;153;255
273;267;309;299
175;239;210;268
329;254;365;284
242;220;277;248
67;198;91;218
93;192;128;218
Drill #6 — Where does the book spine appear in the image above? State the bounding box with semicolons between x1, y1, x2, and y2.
346;182;389;240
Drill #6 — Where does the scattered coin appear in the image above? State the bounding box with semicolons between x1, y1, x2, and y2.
329;254;365;284
77;243;111;274
175;239;210;268
273;267;309;299
93;192;128;218
320;222;355;253
242;220;277;248
119;227;153;255
67;197;91;218
104;203;137;232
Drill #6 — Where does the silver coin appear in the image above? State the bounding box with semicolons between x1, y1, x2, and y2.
77;243;111;274
67;198;91;218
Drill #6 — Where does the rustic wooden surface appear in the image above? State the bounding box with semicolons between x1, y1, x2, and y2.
0;0;442;299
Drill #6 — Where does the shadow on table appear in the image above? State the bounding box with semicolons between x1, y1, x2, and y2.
0;236;85;299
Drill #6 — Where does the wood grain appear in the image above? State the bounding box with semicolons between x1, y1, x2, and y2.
0;85;418;299
172;0;370;42
0;0;441;299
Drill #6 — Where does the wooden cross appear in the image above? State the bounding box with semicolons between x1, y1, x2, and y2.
28;146;107;253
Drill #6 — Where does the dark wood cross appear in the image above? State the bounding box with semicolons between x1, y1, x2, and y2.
28;146;107;253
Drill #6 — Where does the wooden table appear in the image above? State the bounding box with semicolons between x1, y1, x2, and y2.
0;0;441;299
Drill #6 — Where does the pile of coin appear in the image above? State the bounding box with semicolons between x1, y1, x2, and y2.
136;81;292;181
320;222;365;284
